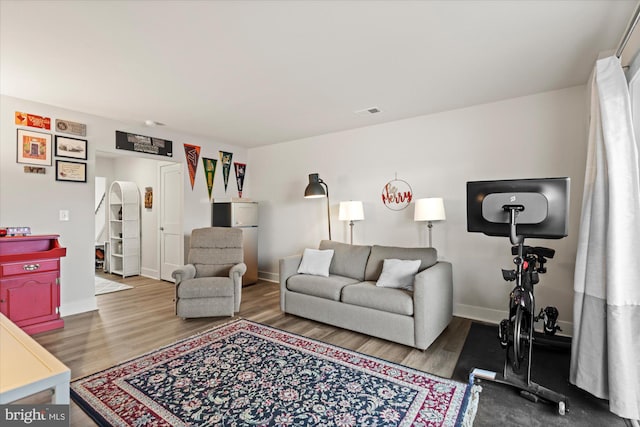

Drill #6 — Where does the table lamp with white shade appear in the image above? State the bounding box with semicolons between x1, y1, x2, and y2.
339;201;364;244
414;197;446;247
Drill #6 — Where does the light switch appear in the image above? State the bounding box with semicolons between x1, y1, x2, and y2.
59;210;70;221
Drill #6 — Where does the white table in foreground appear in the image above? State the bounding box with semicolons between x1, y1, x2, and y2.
0;313;70;404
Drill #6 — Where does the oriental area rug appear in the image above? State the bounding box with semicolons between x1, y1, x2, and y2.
71;319;480;426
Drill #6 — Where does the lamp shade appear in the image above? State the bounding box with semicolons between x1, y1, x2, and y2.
304;173;326;198
339;201;364;221
414;198;446;221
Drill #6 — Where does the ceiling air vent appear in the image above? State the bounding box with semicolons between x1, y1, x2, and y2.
354;107;381;115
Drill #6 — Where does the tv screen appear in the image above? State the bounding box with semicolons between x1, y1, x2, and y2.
466;177;570;239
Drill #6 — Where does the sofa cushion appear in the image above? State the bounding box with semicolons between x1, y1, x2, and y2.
364;245;437;282
286;274;359;301
177;277;234;299
319;240;371;281
297;248;334;277
341;282;414;316
376;259;421;290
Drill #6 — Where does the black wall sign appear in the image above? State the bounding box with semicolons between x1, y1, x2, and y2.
115;131;173;157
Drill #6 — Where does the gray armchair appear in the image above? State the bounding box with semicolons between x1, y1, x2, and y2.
172;227;247;318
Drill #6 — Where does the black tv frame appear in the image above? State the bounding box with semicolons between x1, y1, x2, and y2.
466;177;570;240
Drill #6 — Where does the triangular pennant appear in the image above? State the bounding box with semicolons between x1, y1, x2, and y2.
234;162;246;198
202;158;217;201
183;144;201;190
219;151;233;192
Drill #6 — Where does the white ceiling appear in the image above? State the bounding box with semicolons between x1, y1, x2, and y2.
1;1;637;148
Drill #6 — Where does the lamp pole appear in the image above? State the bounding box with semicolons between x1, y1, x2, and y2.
321;181;332;240
304;173;332;241
349;220;355;244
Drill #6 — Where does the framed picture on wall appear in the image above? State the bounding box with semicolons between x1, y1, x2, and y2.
55;135;87;160
55;160;87;183
17;129;52;166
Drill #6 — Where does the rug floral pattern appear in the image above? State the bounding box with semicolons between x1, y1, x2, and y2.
71;320;478;426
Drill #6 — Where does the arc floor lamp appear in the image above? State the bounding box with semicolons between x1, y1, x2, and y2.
304;173;332;240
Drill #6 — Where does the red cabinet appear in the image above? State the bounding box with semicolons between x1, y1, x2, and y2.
0;235;66;334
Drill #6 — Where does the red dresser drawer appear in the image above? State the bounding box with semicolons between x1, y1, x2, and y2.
0;259;59;277
0;272;59;325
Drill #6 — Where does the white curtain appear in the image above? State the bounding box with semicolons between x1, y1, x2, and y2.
570;55;640;421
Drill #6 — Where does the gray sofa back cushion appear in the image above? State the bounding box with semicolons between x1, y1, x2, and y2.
364;245;437;282
319;240;371;281
188;227;243;278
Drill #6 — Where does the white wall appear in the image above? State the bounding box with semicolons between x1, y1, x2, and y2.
1;95;249;316
248;86;587;333
94;175;107;242
95;157;116;245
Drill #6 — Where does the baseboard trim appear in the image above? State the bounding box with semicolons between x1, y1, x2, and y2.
454;303;573;337
141;268;159;280
259;271;279;283
61;297;98;317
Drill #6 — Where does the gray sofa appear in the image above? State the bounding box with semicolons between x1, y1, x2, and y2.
279;240;453;350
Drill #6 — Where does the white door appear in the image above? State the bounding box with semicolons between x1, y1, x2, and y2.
160;163;183;282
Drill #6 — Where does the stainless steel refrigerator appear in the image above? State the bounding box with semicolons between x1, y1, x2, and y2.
211;201;258;286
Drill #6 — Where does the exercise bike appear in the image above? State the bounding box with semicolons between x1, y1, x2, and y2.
498;243;561;369
472;204;569;415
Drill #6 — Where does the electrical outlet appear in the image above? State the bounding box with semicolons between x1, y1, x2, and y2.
59;210;69;221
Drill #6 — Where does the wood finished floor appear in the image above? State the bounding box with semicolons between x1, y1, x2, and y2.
30;272;473;426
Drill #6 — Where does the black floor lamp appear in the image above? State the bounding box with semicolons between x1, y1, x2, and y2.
304;173;332;240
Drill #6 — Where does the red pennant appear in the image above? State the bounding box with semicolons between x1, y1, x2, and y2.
183;144;201;189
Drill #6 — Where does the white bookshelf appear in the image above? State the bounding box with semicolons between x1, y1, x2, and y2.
108;181;140;278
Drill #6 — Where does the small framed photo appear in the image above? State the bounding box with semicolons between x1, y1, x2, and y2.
55;135;87;160
17;129;52;166
55;160;87;183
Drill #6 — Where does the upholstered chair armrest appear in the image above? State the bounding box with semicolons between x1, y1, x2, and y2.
413;261;453;350
229;262;247;312
172;264;196;316
172;264;196;285
229;262;247;280
279;254;303;310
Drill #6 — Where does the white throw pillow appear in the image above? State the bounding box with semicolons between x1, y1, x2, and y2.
297;248;334;277
376;259;421;290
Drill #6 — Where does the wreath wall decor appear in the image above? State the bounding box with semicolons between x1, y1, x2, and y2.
381;175;413;211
